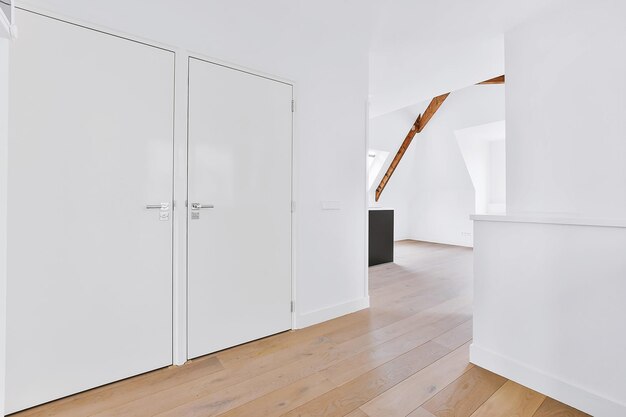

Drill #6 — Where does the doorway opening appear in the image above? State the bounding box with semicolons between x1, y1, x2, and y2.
367;76;505;259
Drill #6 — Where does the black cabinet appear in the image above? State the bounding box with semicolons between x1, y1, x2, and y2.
368;209;394;266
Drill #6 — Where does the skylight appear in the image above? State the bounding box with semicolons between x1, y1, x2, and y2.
367;149;389;190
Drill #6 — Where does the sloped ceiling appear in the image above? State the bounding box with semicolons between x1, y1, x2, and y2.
369;0;568;117
0;1;12;38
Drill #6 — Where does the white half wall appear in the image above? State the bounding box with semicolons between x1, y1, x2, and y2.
17;0;371;328
370;84;504;246
0;36;8;417
472;218;626;416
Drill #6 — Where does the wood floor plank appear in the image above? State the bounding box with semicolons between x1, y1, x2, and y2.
360;342;474;417
321;308;472;386
370;262;468;300
343;409;372;417
431;320;473;350
280;341;452;417
531;398;591;417
161;304;471;417
422;366;507;417
214;373;337;417
468;381;545;417
408;408;439;417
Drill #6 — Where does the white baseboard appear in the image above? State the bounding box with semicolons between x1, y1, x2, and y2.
407;237;473;248
470;344;626;417
295;296;370;329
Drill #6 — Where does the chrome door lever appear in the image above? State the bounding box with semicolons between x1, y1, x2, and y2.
191;203;214;210
146;203;170;210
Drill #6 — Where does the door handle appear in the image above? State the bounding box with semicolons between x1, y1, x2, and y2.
191;203;214;210
146;203;170;210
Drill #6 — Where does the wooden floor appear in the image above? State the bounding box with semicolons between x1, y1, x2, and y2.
13;240;590;417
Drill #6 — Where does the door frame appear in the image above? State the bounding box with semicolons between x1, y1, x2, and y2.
183;53;296;361
1;33;9;417
3;3;297;372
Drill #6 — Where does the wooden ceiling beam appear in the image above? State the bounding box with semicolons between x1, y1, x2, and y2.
375;92;451;202
375;74;504;202
417;93;450;132
375;114;421;202
476;74;505;85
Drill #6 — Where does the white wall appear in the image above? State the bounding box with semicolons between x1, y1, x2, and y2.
0;35;8;417
488;140;506;212
506;0;626;219
455;121;506;215
472;1;626;415
370;85;504;246
19;0;372;327
472;219;626;416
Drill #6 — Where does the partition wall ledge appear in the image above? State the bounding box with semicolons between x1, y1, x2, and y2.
470;213;626;229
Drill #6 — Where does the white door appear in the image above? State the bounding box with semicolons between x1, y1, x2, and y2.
5;10;175;413
187;58;293;358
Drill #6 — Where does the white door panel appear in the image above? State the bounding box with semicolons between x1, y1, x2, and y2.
187;58;292;358
6;10;174;413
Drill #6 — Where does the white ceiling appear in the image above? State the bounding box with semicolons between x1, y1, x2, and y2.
369;0;568;117
16;0;566;118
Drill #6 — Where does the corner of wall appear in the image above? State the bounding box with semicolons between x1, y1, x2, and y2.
470;343;626;417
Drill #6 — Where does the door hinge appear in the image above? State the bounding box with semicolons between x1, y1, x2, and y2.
291;99;295;112
291;201;296;213
291;301;295;313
